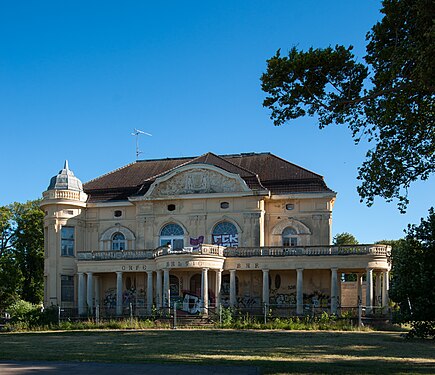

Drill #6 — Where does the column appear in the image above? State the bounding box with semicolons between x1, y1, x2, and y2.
229;269;236;307
215;269;222;309
376;272;382;306
382;270;389;308
147;271;153;314
94;276;100;307
330;268;338;314
296;268;304;315
78;272;86;315
163;269;170;308
202;268;209;314
156;270;162;309
86;272;94;311
357;273;363;306
366;268;373;314
116;271;123;315
262;269;269;305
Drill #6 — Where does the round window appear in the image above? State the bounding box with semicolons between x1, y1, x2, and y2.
285;203;294;211
114;210;122;217
167;204;176;211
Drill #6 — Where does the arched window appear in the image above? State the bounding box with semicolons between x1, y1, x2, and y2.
282;227;298;247
112;232;126;250
160;223;184;250
212;221;238;247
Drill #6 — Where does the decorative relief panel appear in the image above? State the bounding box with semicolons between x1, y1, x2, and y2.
151;169;248;196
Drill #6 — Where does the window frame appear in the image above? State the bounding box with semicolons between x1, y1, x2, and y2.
61;226;75;257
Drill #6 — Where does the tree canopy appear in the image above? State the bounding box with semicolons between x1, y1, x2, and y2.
333;232;359;246
389;208;435;338
261;0;434;212
0;200;44;309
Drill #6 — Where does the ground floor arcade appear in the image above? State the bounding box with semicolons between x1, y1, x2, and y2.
70;266;390;317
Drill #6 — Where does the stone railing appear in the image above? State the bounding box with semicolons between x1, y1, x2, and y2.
77;244;390;261
77;250;155;261
223;245;391;257
42;189;87;202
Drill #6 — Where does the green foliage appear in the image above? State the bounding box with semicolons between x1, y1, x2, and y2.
389;208;435;338
261;0;434;212
0;200;44;308
333;232;359;246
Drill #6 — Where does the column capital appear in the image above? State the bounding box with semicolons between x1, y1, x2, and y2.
229;269;236;274
116;271;123;276
146;270;153;275
331;267;338;271
87;271;93;275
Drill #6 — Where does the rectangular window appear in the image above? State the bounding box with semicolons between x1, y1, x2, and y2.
61;275;74;302
61;226;75;256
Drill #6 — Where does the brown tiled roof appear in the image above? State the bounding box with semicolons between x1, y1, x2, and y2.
84;152;334;202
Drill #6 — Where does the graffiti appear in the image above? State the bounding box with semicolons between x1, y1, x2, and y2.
123;287;136;305
271;293;296;306
212;234;238;247
190;236;204;251
182;293;202;314
304;291;330;308
236;296;259;308
104;288;116;308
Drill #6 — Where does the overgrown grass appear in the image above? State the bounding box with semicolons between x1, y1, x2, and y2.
218;311;370;331
0;329;433;374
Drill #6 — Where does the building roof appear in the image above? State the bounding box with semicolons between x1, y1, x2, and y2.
83;152;334;202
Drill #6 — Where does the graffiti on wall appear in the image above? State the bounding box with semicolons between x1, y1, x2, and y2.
212;234;238;247
189;236;204;251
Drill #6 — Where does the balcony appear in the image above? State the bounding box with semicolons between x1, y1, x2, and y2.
77;244;390;261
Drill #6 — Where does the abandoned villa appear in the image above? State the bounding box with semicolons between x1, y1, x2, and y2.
41;152;391;317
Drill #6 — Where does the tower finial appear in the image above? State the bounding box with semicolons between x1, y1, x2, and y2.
64;160;69;170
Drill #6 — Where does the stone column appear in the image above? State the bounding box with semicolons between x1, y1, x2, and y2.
382;270;389;308
78;272;86;315
366;268;373;314
357;273;363;306
163;269;170;308
262;269;269;305
147;271;153;314
296;268;304;315
330;268;338;314
376;272;382;306
229;269;236;307
215;269;222;309
202;268;209;314
116;271;123;315
86;272;94;311
94;276;100;308
156;270;162;309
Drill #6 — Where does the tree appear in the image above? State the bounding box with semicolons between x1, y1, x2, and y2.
333;232;359;246
389;208;435;338
0;200;44;308
261;0;434;212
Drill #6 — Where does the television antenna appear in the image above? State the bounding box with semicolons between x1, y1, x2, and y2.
131;128;152;160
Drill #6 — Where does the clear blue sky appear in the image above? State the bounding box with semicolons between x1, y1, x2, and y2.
1;1;433;243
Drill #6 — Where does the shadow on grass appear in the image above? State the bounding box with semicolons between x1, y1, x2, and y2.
0;330;433;374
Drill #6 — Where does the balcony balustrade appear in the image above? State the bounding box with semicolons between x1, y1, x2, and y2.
77;244;390;261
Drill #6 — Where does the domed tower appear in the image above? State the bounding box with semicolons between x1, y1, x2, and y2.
41;161;87;308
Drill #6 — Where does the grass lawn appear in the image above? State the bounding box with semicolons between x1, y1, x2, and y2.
0;329;434;374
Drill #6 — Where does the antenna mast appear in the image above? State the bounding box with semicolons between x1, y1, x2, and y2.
131;129;152;160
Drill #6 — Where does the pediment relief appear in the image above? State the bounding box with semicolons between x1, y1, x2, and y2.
145;165;251;198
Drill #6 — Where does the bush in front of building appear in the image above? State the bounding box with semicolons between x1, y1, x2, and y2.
5;300;58;330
